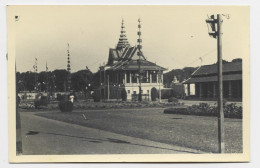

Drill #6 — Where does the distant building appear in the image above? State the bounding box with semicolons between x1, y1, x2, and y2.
183;61;242;100
96;19;166;101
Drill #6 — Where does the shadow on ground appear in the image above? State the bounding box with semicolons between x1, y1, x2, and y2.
25;130;200;154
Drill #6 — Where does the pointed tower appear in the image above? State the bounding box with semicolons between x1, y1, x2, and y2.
67;43;71;92
116;19;130;51
137;18;143;57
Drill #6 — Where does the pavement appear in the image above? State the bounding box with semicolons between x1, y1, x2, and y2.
20;112;202;155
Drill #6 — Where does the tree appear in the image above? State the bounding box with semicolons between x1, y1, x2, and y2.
22;71;36;92
71;69;93;92
232;58;242;63
163;67;196;87
52;69;69;92
121;88;127;101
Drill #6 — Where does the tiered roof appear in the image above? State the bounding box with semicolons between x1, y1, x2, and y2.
106;19;166;71
116;19;130;51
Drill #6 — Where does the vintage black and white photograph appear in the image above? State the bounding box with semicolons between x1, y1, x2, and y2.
8;5;250;162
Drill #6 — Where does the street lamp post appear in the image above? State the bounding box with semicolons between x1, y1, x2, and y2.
206;14;229;153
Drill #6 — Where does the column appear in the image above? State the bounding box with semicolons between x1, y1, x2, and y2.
150;73;152;83
130;72;132;84
228;81;232;98
156;73;159;83
207;83;210;98
161;74;163;85
199;83;203;98
187;84;190;96
104;69;106;85
146;71;149;82
213;82;217;98
123;72;126;84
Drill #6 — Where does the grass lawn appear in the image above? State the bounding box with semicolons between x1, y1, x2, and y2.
35;108;242;153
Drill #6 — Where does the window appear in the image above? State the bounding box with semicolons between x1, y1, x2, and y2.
133;91;136;94
147;90;149;93
128;90;130;94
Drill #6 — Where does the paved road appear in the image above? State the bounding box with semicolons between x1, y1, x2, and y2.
20;112;201;155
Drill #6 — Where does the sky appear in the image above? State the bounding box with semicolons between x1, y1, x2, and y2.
11;5;249;73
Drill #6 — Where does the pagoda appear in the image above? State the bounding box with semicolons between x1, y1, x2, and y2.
97;19;167;101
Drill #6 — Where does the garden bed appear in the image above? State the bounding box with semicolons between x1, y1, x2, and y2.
164;103;242;119
18;100;184;112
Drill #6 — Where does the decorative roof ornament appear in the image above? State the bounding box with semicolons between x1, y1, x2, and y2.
137;18;143;57
67;43;71;72
67;43;71;91
116;18;130;50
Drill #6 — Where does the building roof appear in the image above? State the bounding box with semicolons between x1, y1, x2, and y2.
183;61;242;84
192;62;242;76
105;19;166;71
109;59;167;71
184;74;242;83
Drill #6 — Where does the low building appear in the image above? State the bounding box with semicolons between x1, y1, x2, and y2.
183;61;242;100
95;19;166;101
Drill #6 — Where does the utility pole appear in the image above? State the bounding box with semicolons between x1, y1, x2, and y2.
33;58;38;92
107;75;110;100
206;14;228;153
217;14;225;153
159;71;162;103
157;67;162;103
46;62;49;101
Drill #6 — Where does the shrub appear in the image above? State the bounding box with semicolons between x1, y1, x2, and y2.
168;97;179;103
59;101;73;112
34;96;48;109
57;94;65;101
151;87;157;101
93;91;101;102
121;88;127;101
224;103;242;118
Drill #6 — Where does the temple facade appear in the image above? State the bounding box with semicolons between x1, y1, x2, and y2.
95;19;166;101
183;61;242;101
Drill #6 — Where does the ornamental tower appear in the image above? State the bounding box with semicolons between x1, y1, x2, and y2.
137;18;143;56
116;19;130;51
67;43;71;91
137;18;143;102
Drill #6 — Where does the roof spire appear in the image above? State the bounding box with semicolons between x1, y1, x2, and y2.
116;18;130;50
137;18;142;51
137;17;145;60
67;43;71;72
67;43;71;91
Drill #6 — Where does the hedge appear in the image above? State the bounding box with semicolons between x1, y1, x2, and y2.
34;96;48;109
164;103;242;119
